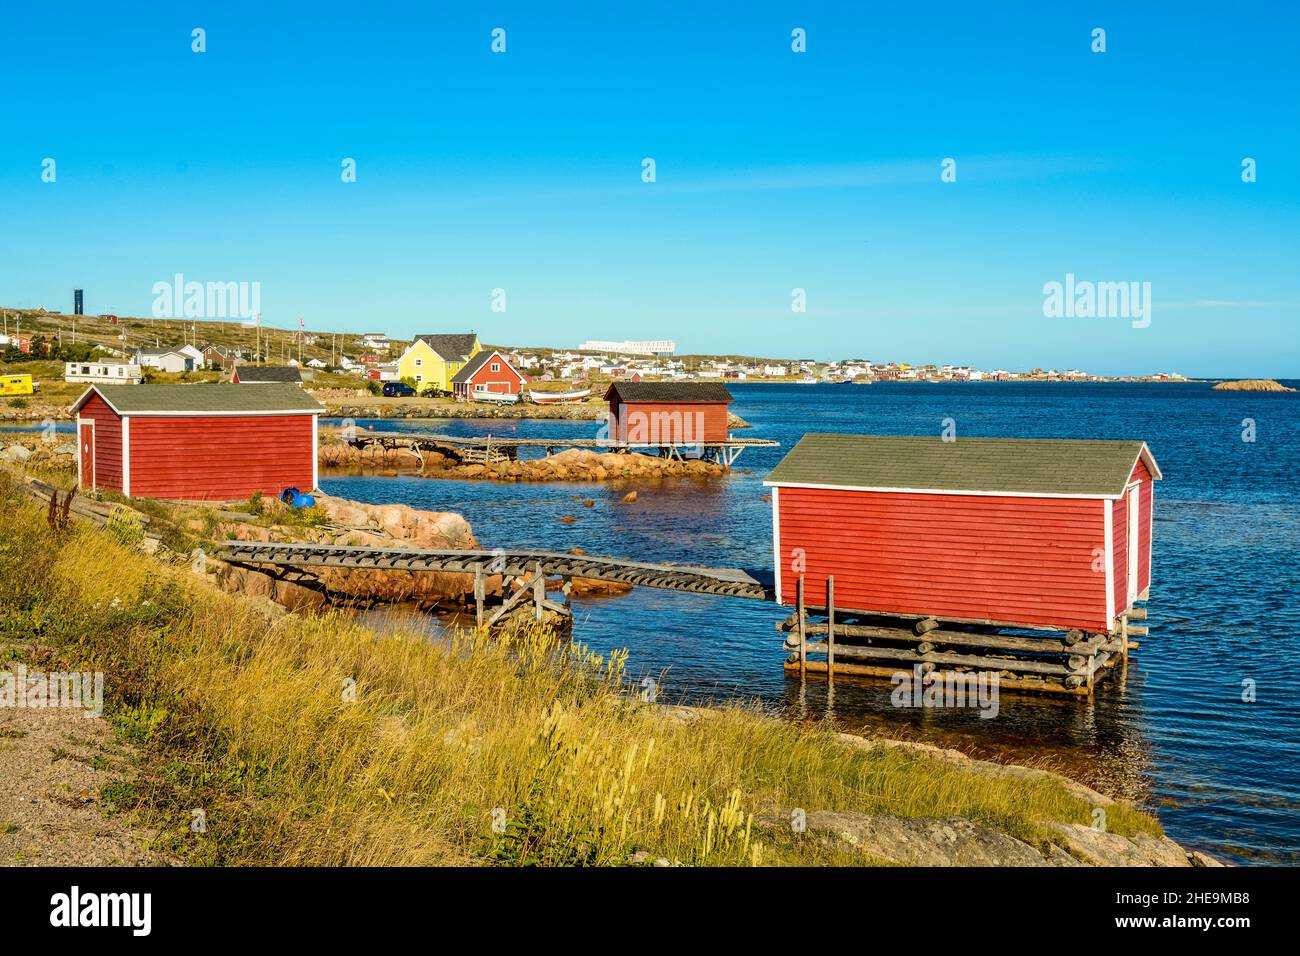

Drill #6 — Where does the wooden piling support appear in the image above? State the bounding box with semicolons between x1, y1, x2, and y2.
796;576;806;677
473;565;485;628
532;562;545;622
826;576;835;680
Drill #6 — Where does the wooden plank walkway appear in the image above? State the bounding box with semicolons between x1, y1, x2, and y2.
345;431;779;467
349;431;780;450
213;541;773;600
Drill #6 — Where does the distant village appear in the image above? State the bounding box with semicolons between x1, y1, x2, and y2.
1;307;1190;403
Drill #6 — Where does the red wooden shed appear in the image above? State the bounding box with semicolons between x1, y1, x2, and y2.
765;434;1161;633
451;349;529;400
71;383;323;501
604;382;733;445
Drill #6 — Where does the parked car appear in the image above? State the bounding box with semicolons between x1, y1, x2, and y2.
382;381;417;397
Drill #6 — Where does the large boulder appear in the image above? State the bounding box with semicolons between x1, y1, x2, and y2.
218;495;482;608
313;493;476;549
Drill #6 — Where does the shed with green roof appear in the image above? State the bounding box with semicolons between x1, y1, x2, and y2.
764;434;1161;632
71;383;323;500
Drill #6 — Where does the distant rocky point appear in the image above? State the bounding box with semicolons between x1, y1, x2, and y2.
1210;379;1294;392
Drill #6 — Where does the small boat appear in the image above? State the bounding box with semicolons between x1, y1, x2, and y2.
796;377;819;385
528;387;591;405
475;392;520;405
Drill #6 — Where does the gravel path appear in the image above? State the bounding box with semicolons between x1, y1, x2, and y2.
0;700;174;866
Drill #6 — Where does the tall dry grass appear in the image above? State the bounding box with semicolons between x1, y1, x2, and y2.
0;474;1162;865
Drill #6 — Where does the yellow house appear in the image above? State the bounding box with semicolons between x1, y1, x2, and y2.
396;333;481;393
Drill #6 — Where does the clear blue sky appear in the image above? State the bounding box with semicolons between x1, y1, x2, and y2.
1;1;1296;376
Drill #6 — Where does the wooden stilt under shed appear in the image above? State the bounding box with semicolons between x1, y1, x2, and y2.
778;577;1140;696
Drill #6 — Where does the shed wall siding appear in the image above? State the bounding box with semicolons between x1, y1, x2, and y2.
78;393;123;492
457;356;526;397
610;400;729;444
127;414;316;500
775;486;1110;630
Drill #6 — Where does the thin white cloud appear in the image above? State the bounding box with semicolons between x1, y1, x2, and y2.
1162;299;1293;309
399;154;1118;207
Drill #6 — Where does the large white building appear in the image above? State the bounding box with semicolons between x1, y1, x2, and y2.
65;361;143;385
578;339;676;357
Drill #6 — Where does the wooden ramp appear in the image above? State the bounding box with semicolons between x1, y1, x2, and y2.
213;541;772;600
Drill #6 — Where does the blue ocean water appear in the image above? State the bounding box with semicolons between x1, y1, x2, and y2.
324;381;1299;864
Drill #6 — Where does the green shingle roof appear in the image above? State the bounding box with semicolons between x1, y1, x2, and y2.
75;384;323;415
764;433;1159;498
233;365;302;384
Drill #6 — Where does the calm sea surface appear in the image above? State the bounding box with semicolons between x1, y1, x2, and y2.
322;381;1298;864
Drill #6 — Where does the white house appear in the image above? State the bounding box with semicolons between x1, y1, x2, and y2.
64;361;143;385
135;347;198;373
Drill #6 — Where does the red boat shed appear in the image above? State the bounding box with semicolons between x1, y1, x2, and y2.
604;382;733;445
451;349;529;400
765;434;1162;633
71;383;323;501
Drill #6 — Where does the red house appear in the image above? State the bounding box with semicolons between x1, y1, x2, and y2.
451;349;528;401
604;382;733;445
765;434;1161;633
71;383;323;500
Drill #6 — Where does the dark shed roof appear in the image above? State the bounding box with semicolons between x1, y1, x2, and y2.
414;333;479;361
764;434;1160;499
73;384;323;416
604;382;734;404
235;365;302;384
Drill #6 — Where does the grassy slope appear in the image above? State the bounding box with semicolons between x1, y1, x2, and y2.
0;475;1161;865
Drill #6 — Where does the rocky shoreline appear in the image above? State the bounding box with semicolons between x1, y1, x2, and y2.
0;435;77;472
324;398;607;421
0;401;71;423
318;440;731;481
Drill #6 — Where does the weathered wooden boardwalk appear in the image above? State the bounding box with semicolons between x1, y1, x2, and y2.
215;541;770;598
215;541;771;626
346;430;779;466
